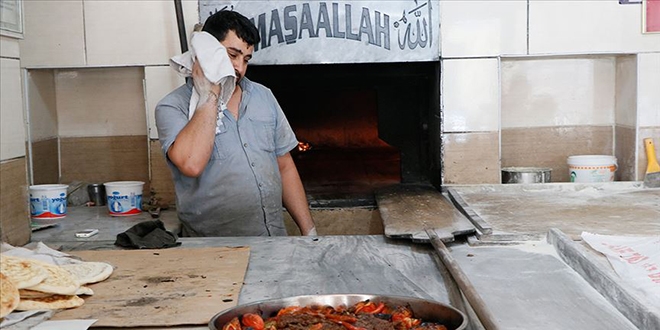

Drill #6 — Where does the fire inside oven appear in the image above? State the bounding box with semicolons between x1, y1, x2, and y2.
247;62;441;205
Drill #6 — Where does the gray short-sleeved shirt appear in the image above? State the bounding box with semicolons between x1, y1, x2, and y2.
155;77;298;236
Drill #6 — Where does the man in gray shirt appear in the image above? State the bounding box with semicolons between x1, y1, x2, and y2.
155;10;316;237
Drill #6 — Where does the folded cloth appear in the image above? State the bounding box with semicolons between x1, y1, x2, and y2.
170;31;236;133
115;220;181;249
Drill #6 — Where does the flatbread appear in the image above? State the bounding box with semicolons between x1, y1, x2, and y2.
24;261;79;295
61;262;113;285
75;286;94;296
19;289;52;299
0;255;48;289
1;272;20;318
16;295;84;311
21;286;93;298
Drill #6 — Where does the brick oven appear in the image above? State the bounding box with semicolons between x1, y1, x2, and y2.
248;62;440;205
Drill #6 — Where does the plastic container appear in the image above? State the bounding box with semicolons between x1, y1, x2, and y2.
103;181;144;216
29;184;69;220
567;155;617;183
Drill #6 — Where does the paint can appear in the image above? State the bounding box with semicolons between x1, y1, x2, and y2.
567;155;617;182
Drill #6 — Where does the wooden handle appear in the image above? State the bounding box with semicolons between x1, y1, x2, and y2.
426;229;501;330
644;138;660;173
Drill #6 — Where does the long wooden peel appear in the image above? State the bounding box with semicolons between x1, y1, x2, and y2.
643;138;660;188
426;229;500;330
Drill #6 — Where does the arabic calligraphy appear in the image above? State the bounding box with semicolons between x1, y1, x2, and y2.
395;0;432;50
199;0;439;59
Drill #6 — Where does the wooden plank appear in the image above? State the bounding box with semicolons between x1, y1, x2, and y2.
376;184;475;243
52;247;250;327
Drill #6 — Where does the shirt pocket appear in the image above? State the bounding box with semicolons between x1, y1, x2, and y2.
211;124;229;160
249;117;276;152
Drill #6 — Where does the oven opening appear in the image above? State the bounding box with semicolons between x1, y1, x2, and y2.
247;62;441;207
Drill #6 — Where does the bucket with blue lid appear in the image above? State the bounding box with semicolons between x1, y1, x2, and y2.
29;184;69;220
103;181;144;216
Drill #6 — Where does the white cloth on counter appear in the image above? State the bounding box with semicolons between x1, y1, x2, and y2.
169;31;236;133
0;242;82;266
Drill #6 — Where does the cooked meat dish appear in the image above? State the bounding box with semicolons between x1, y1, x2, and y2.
222;300;449;330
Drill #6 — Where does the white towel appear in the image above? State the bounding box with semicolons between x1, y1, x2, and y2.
170;31;236;133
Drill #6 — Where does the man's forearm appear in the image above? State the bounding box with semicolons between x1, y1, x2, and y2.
167;95;218;177
278;153;316;235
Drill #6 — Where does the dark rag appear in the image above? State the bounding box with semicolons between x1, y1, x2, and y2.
115;220;181;249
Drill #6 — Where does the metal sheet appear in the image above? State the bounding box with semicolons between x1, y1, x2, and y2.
199;1;440;64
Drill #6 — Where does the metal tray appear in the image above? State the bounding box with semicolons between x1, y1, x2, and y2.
209;294;468;330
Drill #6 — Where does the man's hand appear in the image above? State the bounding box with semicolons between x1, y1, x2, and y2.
192;59;221;106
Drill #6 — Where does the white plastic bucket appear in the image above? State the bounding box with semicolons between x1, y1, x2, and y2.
567;155;617;183
103;181;144;216
29;184;69;220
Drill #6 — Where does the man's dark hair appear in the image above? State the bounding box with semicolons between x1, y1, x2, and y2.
202;10;260;47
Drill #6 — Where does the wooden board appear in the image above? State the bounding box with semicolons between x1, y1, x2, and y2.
376;184;475;243
52;246;250;327
447;182;660;241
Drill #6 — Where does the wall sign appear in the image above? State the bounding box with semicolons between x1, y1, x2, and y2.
199;0;440;64
644;0;660;33
0;0;23;38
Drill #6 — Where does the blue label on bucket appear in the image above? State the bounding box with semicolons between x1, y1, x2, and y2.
107;191;142;216
30;192;67;219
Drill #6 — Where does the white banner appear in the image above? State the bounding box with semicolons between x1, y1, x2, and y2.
199;1;440;64
581;232;660;307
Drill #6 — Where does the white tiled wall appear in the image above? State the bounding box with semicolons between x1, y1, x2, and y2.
615;56;637;128
637;53;660;127
529;0;660;55
440;0;527;58
442;58;500;132
84;0;199;66
19;0;198;68
0;58;26;160
0;36;20;58
27;70;58;141
501;57;616;128
144;66;185;139
55;67;146;137
19;0;85;67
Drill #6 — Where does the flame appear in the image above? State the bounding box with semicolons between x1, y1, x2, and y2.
297;141;312;152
